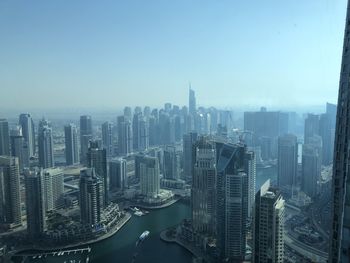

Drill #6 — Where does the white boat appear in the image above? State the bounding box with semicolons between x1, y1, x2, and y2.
134;211;144;216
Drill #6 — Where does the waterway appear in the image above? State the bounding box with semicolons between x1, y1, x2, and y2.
20;167;276;263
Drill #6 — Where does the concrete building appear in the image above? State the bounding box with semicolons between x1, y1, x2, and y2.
43;168;64;211
38;119;54;169
10;126;28;170
183;132;198;182
139;156;160;198
253;180;285;263
25;169;46;239
304;114;319;144
19;113;36;157
163;145;180;181
0;119;10;156
109;158;127;191
64;124;80;165
80;115;93;164
117;116;133;156
79;168;103;226
102;121;114;157
0;156;21;228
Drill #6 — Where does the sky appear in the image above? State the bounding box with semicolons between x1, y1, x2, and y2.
0;0;347;111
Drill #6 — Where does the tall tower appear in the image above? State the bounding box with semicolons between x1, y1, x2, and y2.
102;121;113;157
64;124;80;165
163;145;180;181
0;156;21;228
117;116;133;156
109;158;127;191
79;168;103;225
25;169;46;239
330;2;350;261
80;115;93;164
253;180;285;263
10;126;28;170
87;140;108;206
189;85;196;115
139;156;160;198
0;119;10;156
191;137;217;235
43;168;64;211
245;150;256;218
304;113;320;144
19;113;36;157
277;134;298;193
183;132;198;182
38;119;55;169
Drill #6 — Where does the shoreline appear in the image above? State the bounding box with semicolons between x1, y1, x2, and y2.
11;212;132;257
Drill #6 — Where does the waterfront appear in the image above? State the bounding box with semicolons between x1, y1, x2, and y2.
18;167;276;263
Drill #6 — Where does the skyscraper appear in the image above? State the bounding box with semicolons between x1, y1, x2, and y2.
64;124;80;165
253;180;285;263
304;113;319;144
80;115;93;164
319;113;333;165
25;169;46;239
191;137;217;236
109;158;127;191
133;112;142;151
79;168;103;226
139;156;160;198
277;134;298;192
10;126;28;170
183;132;198;182
0;156;21;228
38;119;55;169
163;145;180;181
19;113;36;157
329;2;350;261
216;142;248;261
102;121;114;157
87;140;108;206
43;168;64;211
0;119;10;156
302;136;322;199
189;86;196;115
245;150;256;218
117;116;133;156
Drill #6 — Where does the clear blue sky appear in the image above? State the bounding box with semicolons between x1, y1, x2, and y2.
0;0;347;110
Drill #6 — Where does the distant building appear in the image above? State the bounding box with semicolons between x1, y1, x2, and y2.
277;134;298;193
253;180;285;263
304;113;319;144
302;136;322;199
102;121;114;157
79;168;103;225
0;119;10;156
25;169;46;239
245;150;256;218
19;113;36;157
64;124;80;165
43;168;64;211
38;119;55;169
87;140;108;206
10;126;28;170
109;158;127;191
117;116;133;156
0;156;21;228
163;145;180;181
189;87;196;115
80;115;93;164
319;113;333;165
139;156;160;198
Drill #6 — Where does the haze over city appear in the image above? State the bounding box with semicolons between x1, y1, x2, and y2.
0;0;347;110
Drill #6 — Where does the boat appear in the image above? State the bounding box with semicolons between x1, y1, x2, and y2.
136;230;150;246
134;211;145;217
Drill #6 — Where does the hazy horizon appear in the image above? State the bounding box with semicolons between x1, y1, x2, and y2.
0;0;347;110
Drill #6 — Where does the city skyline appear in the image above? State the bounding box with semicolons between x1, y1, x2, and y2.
0;0;347;110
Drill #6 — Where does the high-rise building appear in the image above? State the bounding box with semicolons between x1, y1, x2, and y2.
87;140;108;206
123;106;132;120
102;121;114;157
19;113;36;157
0;119;10;156
43;168;64;211
0;156;21;227
329;3;350;261
216;142;248;261
319;113;333;165
38;119;55;169
302;136;322;199
183;132;198;182
163;145;180;181
133;112;142;151
191;137;217;236
139;156;160;198
253;180;285;263
109;158;127;191
139;117;149;151
64;124;80;165
10;126;29;170
304;113;319;144
277;134;298;192
245;150;256;218
24;169;46;239
79;168;103;225
80;115;93;164
189;87;196;115
117;116;133;156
